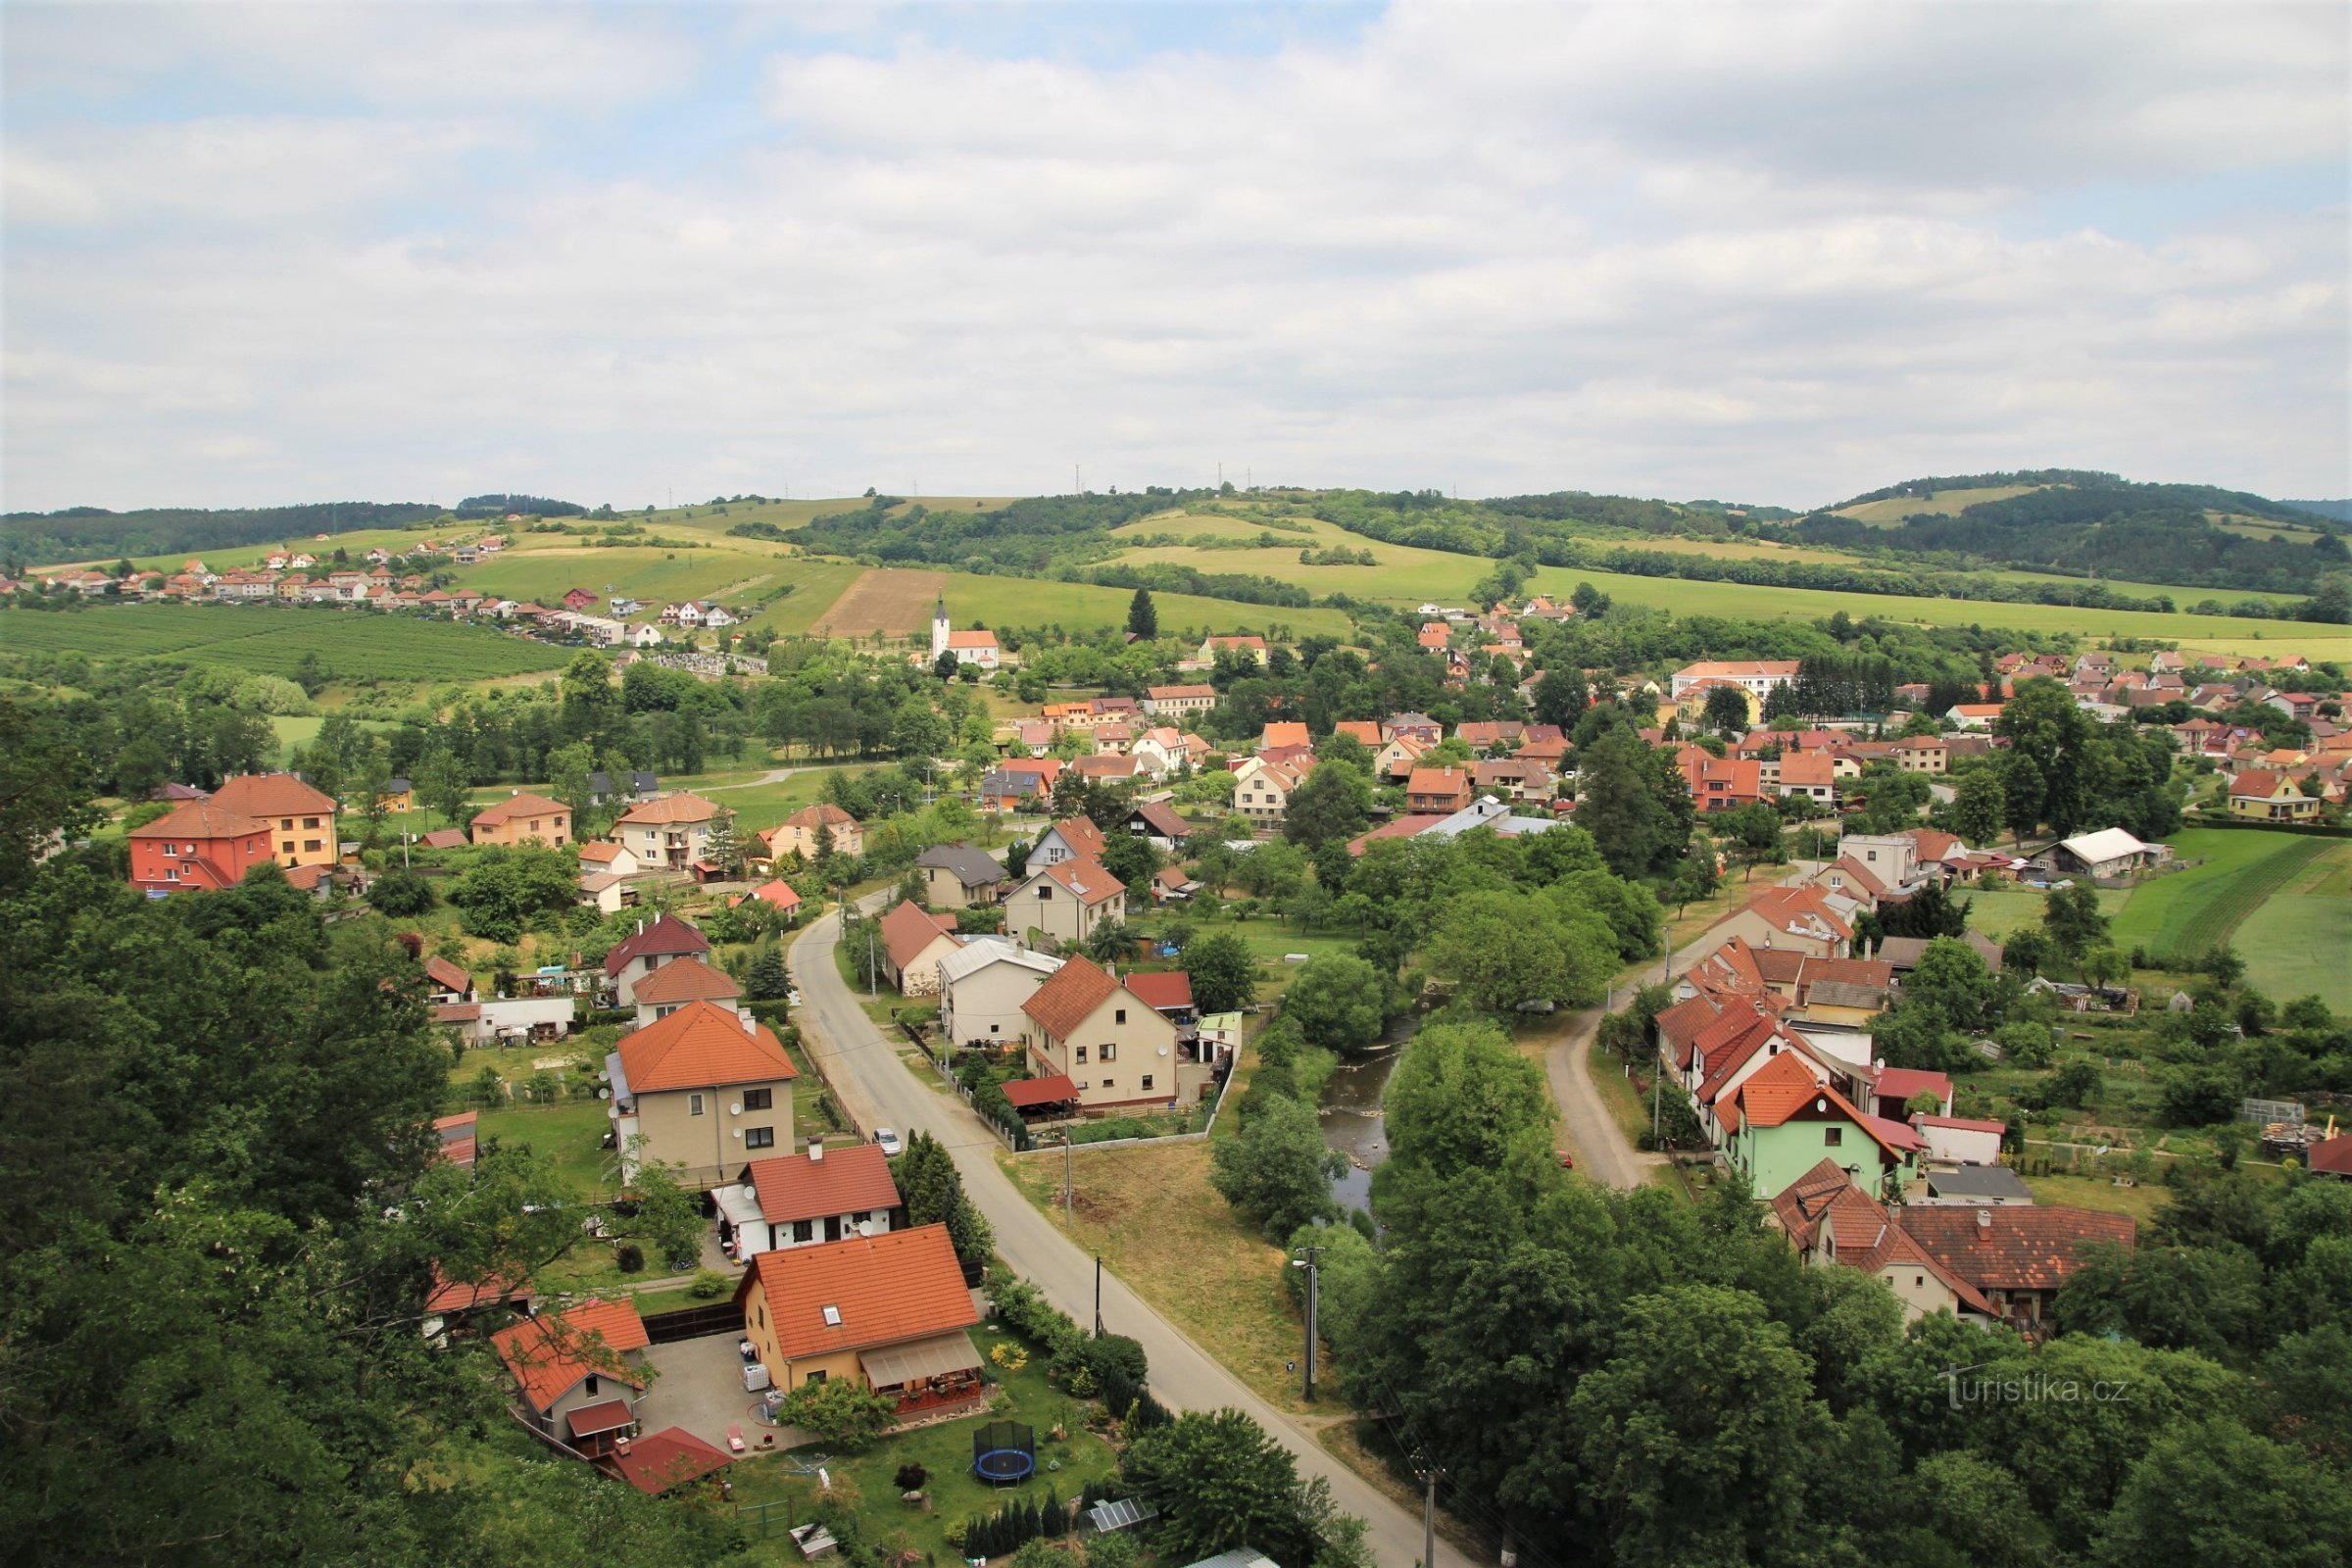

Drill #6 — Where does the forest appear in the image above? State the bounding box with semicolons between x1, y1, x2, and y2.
0;501;443;569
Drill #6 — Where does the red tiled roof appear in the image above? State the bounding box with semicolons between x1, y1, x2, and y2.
739;1223;977;1359
578;841;628;864
1898;1206;2136;1292
1120;970;1193;1011
566;1398;634;1439
1332;720;1381;745
126;800;268;842
1021;954;1121;1041
881;899;960;969
1733;1050;1837;1127
491;1298;649;1411
2308;1135;2352;1177
1871;1067;1949;1105
421;828;467;850
1045;816;1105;858
783;802;858;830
1003;1074;1081;1108
423;956;472;994
610;1428;732;1494
628;955;744;1005
1915;1114;2007;1134
742;879;803;909
1261;721;1310;750
604;913;711;974
208;772;338;818
744;1144;901;1226
615;792;721;825
616;1000;798;1093
1405;766;1471;798
1037;857;1123;907
471;791;570;828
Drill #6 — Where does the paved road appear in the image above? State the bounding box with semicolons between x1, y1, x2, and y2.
790;899;1467;1568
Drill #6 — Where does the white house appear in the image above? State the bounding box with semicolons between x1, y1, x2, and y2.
1670;660;1800;700
716;1139;901;1255
939;937;1065;1048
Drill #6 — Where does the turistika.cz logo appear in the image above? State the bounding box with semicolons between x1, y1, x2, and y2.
1941;1363;2130;1409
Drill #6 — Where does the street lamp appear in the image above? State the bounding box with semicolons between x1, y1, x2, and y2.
1290;1248;1320;1401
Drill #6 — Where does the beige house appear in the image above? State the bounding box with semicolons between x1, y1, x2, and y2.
630;955;743;1026
578;840;643;877
1006;857;1126;953
613;792;726;870
1892;736;1950;774
1144;683;1218;718
878;900;963;996
915;843;1006;907
1711;887;1853;960
469;791;573;848
1198;634;1268;666
735;1224;984;1417
1018;954;1200;1113
938;938;1064;1049
608;1000;798;1186
208;772;340;868
603;912;712;1006
763;802;865;861
491;1298;651;1446
1231;755;1307;828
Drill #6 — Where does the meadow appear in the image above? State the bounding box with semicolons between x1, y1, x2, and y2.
1829;484;2048;525
0;604;570;679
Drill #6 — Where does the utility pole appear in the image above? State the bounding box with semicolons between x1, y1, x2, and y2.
1063;1133;1073;1225
1291;1246;1321;1400
1093;1253;1102;1337
1411;1453;1442;1568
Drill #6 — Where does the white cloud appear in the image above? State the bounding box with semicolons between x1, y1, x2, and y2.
3;0;2345;512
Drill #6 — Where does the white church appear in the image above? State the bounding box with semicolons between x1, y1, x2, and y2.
930;597;1002;669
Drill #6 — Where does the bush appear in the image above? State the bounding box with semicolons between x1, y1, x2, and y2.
1081;1334;1149;1416
687;1269;731;1300
893;1463;928;1493
614;1244;645;1274
778;1377;899;1448
368;870;435;917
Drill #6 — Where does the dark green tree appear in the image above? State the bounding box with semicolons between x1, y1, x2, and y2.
1126;587;1158;640
1184;932;1258;1014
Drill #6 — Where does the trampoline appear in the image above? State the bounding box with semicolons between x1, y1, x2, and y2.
971;1420;1036;1486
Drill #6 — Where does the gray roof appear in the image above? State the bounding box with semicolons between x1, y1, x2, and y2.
1426;795;1555;840
916;842;1004;886
1181;1552;1278;1568
1926;1166;2033;1200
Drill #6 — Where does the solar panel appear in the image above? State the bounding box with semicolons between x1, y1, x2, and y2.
1087;1497;1157;1533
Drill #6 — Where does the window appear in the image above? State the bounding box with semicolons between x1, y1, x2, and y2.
989;1024;1001;1035
1824;1127;1843;1147
821;1305;841;1326
1075;1047;1088;1064
793;1220;814;1243
1037;884;1053;900
1101;1078;1114;1089
303;840;321;853
746;1126;775;1150
1114;1008;1127;1024
1100;1043;1116;1061
304;817;320;828
806;1369;827;1386
743;1088;772;1111
689;1093;706;1116
1141;1075;1154;1091
281;841;296;855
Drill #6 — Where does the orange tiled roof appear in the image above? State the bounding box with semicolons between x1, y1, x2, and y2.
783;802;858;830
1260;721;1311;750
740;1223;977;1359
1021;954;1122;1041
491;1298;649;1411
745;1144;902;1227
209;772;337;818
881;900;959;969
471;791;570;828
1120;970;1193;1010
617;1000;797;1093
628;955;744;1005
1036;857;1123;907
126;800;268;841
615;791;721;825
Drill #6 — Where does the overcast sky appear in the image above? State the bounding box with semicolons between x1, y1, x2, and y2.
4;1;2346;514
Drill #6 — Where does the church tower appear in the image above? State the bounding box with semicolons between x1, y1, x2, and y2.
931;596;951;661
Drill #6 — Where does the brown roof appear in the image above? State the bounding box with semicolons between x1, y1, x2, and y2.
616;1000;798;1093
782;802;858;831
126;800;267;841
208;772;337;819
420;828;467;850
578;841;629;864
604;913;711;974
628;956;744;1005
614;791;721;826
491;1298;649;1411
423;956;473;994
1120;970;1193;1011
610;1428;732;1494
1127;801;1191;839
738;1223;977;1359
744;1144;901;1226
1036;857;1123;907
881;900;960;969
471;791;570;828
1003;1074;1080;1107
1897;1205;2135;1292
1021;954;1122;1041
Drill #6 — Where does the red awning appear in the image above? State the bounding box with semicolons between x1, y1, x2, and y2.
567;1398;635;1438
1003;1075;1080;1108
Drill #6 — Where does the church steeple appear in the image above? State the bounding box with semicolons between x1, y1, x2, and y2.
931;596;950;661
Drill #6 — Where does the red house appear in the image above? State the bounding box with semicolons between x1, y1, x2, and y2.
562;587;599;610
126;801;275;893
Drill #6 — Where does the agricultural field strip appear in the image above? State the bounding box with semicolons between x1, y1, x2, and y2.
2171;838;2332;955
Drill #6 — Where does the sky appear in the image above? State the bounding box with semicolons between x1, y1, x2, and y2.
4;0;2347;514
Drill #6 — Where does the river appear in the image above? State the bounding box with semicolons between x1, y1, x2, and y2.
1319;1014;1417;1213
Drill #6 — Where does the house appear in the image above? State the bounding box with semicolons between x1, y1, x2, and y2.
879;900;963;996
737;1224;984;1415
735;879;805;920
1405;765;1473;814
470;791;573;848
1944;703;2004;730
916;843;1006;907
1260;721;1311;751
562;587;599;611
1770;1162;1994;1325
1807;857;1888;910
930;598;1001;668
603;912;714;1006
1670;660;1800;700
1199;634;1268;666
608;1000;798;1186
1232;755;1309;828
763;803;864;862
1892;736;1951;774
939;938;1065;1048
1718;1052;1920;1199
376;777;416;813
1686;755;1766;813
1144;683;1218;718
2228;769;2321;822
1019;955;1203;1111
1119;970;1203;1067
578;841;644;877
1128;727;1189;780
1007;857;1126;952
1118;800;1193;852
1915;1123;2018;1175
978;769;1054;813
1876;932;2003;974
492;1298;651;1444
614;792;728;870
424;956;477;1004
419;828;468;850
1416;621;1453;652
719;1139;902;1256
125;801;276;894
1031;816;1106;867
207;772;340;868
1152;864;1201;902
1838;833;1919;888
1472;756;1552;803
1374;733;1433;782
1778;753;1838;804
630;955;744;1026
579;869;643;914
1895;1204;2135;1330
2045;828;2163;879
1863;1064;1952;1120
1714;886;1852;958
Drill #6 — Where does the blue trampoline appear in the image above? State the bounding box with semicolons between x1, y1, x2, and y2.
971;1420;1036;1486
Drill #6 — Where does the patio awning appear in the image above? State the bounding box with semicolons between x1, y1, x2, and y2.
858;1329;983;1390
567;1398;635;1439
1003;1074;1079;1108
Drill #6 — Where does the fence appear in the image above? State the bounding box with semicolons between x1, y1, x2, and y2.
641;1301;742;1344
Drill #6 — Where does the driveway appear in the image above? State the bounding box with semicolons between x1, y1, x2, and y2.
790;900;1470;1568
638;1334;794;1452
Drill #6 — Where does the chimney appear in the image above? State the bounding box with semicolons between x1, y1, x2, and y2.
742;1012;757;1035
1975;1208;1993;1237
807;1135;824;1163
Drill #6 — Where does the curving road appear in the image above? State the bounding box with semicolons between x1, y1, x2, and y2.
790;898;1468;1568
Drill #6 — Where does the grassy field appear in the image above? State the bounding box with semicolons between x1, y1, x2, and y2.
1830;484;2049;525
0;604;572;678
997;1139;1324;1415
2107;830;2332;957
1960;886;2131;941
2020;1171;2172;1224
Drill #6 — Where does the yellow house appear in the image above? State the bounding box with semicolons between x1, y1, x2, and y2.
1675;680;1757;728
735;1224;985;1416
469;790;573;848
379;778;417;813
2228;770;2320;821
207;772;340;867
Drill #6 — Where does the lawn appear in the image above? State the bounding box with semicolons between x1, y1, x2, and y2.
0;604;573;679
1962;886;2129;942
723;1317;1119;1563
475;1098;618;1193
2232;845;2352;1010
775;564;1359;645
2019;1172;2174;1225
2107;829;2334;958
997;1139;1327;1416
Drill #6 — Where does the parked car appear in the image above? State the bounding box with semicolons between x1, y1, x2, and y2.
872;1127;903;1157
